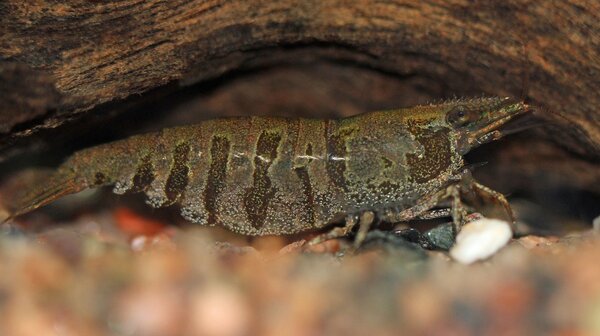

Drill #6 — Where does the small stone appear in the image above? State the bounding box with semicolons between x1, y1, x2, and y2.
0;223;25;238
130;236;148;252
395;227;421;242
424;223;454;250
450;218;512;264
113;286;185;336
593;215;600;231
395;227;433;249
358;230;428;261
517;235;559;249
210;242;260;258
303;239;343;254
188;286;252;336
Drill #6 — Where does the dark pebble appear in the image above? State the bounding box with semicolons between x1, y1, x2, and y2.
425;223;455;251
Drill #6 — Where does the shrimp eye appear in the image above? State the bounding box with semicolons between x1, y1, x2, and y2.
447;105;476;127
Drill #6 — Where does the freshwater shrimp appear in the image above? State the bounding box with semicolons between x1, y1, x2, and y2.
3;97;531;246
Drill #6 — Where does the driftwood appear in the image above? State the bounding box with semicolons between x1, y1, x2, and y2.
1;0;599;161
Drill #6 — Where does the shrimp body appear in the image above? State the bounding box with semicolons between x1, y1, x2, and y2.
7;98;530;237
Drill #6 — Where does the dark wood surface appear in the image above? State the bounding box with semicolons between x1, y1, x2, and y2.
1;0;599;160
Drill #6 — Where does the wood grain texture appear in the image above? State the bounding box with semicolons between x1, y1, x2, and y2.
1;0;599;158
0;62;60;133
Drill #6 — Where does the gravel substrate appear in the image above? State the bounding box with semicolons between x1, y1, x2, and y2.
0;214;599;336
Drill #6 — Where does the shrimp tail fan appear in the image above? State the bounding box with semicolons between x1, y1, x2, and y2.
1;169;87;223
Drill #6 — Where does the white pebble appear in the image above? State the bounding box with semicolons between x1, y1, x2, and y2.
593;215;600;231
130;236;147;251
450;218;512;264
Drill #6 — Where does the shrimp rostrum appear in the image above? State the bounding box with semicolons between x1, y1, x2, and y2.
4;97;531;246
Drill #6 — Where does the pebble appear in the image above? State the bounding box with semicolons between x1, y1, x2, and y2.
395;227;434;249
425;223;454;250
359;230;428;261
188;286;252;336
450;218;512;264
517;235;559;249
593;215;600;232
0;223;25;238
